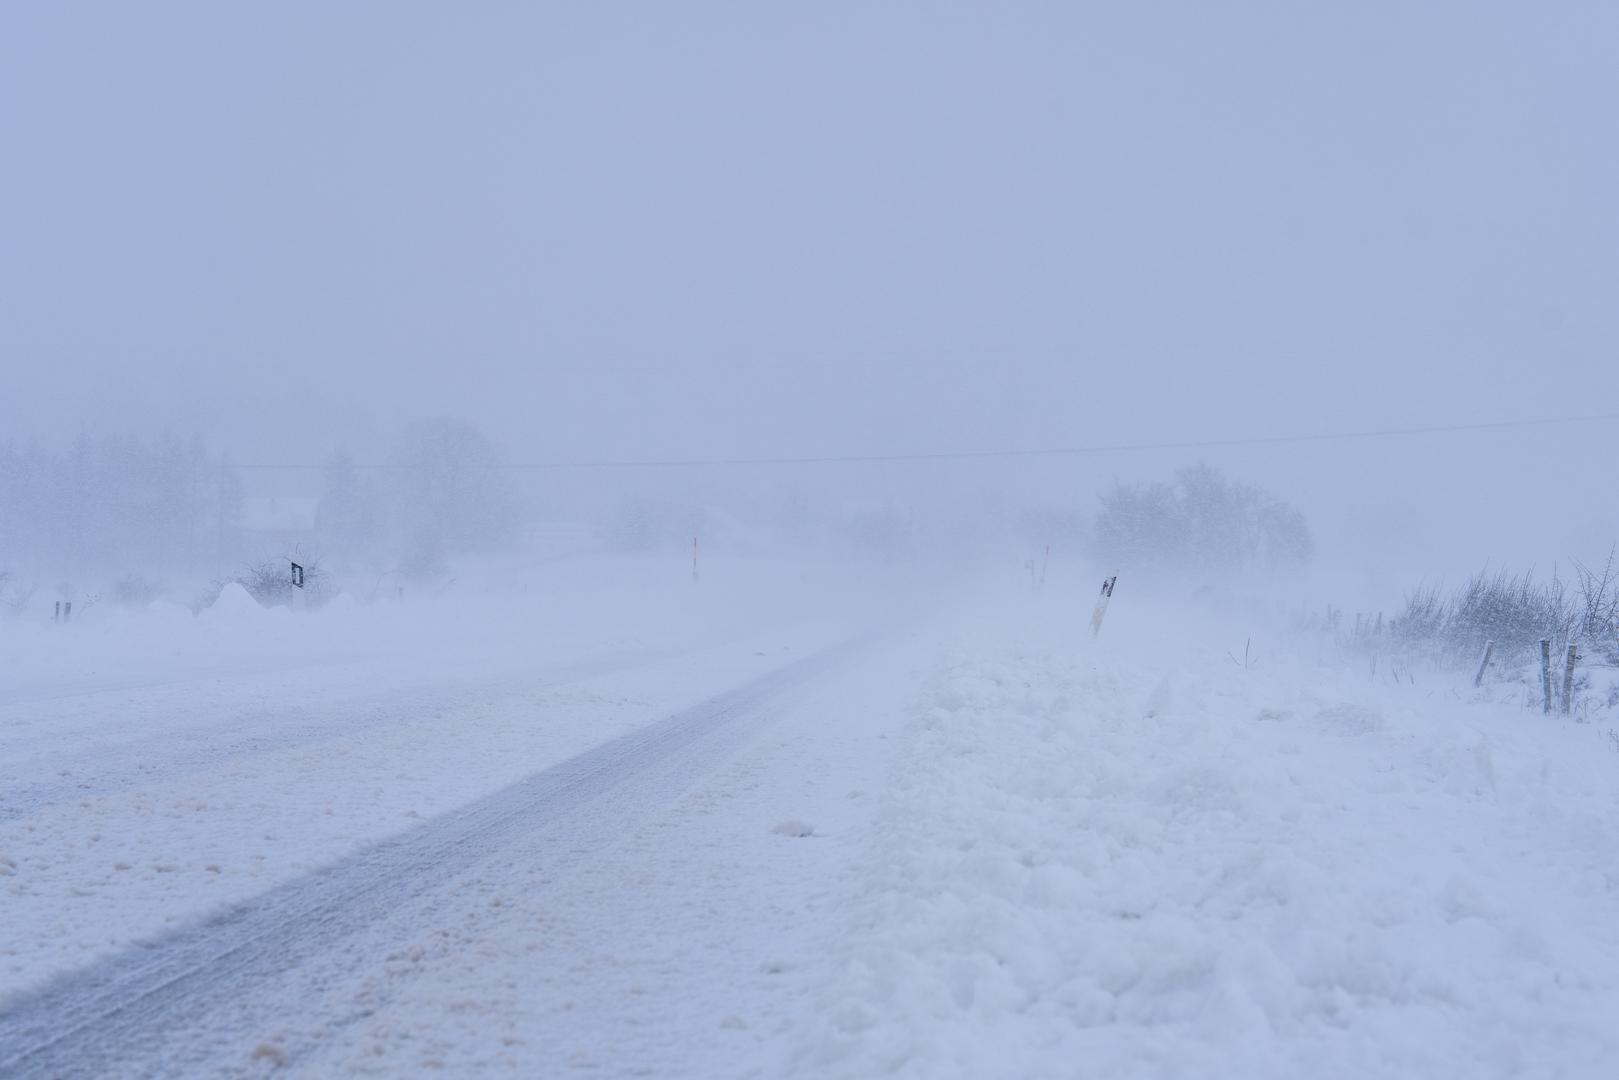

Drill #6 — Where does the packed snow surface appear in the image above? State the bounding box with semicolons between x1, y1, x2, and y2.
3;563;1617;1078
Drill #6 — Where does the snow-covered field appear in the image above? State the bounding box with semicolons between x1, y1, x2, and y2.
800;597;1619;1079
4;562;1618;1078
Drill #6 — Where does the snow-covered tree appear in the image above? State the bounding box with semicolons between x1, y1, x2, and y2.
385;418;520;558
1092;464;1311;578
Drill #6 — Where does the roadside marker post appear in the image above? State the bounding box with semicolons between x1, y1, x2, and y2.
291;561;306;611
1090;574;1117;637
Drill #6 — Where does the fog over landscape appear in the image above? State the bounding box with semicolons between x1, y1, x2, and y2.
2;5;1617;1079
6;3;1616;586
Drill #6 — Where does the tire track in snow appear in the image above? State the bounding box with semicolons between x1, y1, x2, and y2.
0;644;700;822
0;640;857;1080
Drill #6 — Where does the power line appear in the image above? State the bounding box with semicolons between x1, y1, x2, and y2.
233;410;1619;471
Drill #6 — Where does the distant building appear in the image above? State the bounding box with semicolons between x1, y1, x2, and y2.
238;495;319;554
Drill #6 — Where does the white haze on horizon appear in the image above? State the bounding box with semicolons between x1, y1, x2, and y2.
2;2;1615;598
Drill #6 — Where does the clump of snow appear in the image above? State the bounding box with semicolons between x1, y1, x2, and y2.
249;1042;288;1067
772;820;816;838
202;582;263;620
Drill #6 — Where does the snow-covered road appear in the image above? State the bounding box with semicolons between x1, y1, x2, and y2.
2;639;888;1078
0;558;932;1077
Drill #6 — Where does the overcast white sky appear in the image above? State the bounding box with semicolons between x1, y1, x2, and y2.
3;2;1615;584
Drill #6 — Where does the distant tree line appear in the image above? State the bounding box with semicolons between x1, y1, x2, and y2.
0;418;526;607
0;432;241;576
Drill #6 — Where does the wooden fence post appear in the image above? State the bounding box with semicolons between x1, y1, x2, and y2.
1540;639;1553;714
1561;643;1579;716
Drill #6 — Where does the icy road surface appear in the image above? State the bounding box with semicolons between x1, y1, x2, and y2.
2;640;891;1077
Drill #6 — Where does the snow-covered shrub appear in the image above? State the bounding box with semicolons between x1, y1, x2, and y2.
1388;585;1449;658
1572;549;1619;664
1390;569;1584;668
200;556;337;610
